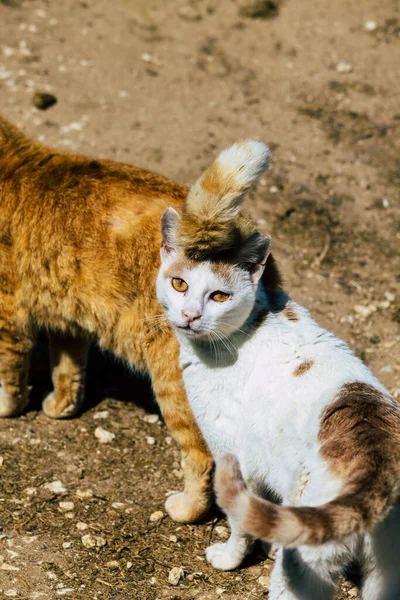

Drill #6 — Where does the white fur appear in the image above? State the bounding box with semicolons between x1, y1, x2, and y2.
157;257;400;599
216;141;270;188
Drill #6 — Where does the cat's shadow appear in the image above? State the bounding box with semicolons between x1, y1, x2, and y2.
28;332;158;417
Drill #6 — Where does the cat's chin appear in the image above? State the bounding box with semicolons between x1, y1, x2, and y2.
175;324;208;339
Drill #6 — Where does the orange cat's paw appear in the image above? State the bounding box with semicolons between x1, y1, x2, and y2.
42;391;80;419
165;491;209;523
0;386;28;417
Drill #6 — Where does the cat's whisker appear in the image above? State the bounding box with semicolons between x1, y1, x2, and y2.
211;329;236;360
140;314;167;323
218;321;251;338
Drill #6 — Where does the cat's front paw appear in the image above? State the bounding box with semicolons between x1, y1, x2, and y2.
165;491;209;524
206;542;244;571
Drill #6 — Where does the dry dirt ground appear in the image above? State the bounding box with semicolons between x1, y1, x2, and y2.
0;0;399;598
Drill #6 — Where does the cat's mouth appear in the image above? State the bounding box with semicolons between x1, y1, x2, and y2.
175;323;204;336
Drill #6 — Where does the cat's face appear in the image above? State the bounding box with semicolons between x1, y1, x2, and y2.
157;255;257;339
156;208;271;340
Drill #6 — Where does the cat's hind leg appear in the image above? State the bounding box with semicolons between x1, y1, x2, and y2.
42;332;89;419
268;543;350;600
361;503;400;600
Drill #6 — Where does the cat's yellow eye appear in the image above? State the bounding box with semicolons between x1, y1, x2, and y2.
211;291;230;303
171;278;188;293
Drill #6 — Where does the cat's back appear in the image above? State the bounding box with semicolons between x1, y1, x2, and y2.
0;115;187;329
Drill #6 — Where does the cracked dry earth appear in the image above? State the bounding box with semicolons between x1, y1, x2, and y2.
0;0;399;598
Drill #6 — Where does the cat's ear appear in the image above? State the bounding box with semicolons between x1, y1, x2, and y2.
160;207;180;258
237;233;272;285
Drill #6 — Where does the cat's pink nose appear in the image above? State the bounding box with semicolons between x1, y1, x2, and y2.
182;308;202;323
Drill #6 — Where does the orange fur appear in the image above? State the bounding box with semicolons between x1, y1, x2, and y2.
0;115;213;523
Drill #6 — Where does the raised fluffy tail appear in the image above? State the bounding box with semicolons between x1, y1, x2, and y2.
216;452;399;547
178;141;270;258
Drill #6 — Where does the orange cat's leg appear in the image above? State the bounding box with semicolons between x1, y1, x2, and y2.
42;332;89;419
145;336;214;523
0;329;32;417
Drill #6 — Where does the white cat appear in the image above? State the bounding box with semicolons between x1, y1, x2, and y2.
156;141;400;600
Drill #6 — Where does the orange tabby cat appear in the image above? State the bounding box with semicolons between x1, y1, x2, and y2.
0;115;213;523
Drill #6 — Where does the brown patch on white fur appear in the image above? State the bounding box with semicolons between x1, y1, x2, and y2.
164;257;197;279
210;262;233;285
216;383;400;547
281;304;300;322
293;359;314;377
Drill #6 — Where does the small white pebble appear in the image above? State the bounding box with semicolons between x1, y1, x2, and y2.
149;511;164;523
269;185;279;194
47;572;57;580
382;198;389;208
0;564;19;571
364;20;377;31
0;457;3;467
258;575;270;586
354;304;376;318
65;512;75;519
95;536;106;547
76;522;88;531
143;414;159;424
76;489;93;499
62;542;72;549
336;60;353;74
146;436;156;446
126;561;133;569
4;591;18;598
105;560;119;568
384;292;395;303
94;427;115;444
169;535;177;543
165;436;173;445
141;53;153;63
81;534;96;549
216;589;226;595
112;502;125;509
44;481;66;494
150;577;157;585
93;410;109;420
378;300;391;310
59;501;74;511
168;566;184;585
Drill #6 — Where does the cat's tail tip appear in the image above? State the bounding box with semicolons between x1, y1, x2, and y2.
217;140;270;189
186;140;270;221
